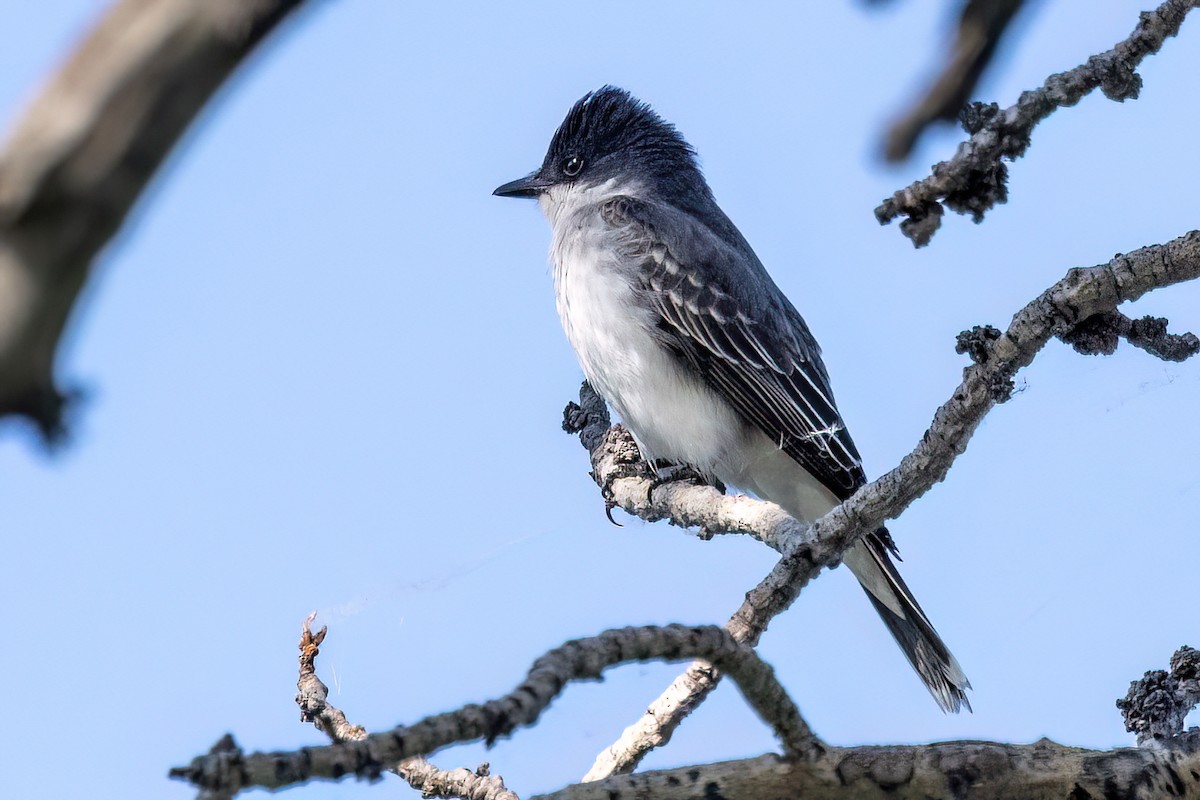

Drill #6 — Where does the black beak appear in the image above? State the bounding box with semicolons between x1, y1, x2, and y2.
493;171;553;198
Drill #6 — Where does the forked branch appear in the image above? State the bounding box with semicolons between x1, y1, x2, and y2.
172;625;818;795
875;0;1199;246
294;613;520;800
575;230;1200;778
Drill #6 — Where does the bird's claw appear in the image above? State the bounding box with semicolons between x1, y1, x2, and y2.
598;462;646;526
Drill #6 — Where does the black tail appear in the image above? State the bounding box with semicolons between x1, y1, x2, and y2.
843;531;971;713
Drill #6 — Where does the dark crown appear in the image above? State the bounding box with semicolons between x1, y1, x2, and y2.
545;86;699;178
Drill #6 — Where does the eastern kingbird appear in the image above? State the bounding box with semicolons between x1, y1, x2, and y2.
494;86;970;712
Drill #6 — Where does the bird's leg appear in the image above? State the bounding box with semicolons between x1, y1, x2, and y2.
645;459;726;504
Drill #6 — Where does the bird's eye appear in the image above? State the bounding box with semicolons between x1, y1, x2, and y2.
562;155;584;177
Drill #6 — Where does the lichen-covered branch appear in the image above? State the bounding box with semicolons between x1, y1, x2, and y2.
294;613;520;800
562;393;809;554
883;0;1027;162
1119;646;1200;746
576;230;1200;778
0;0;310;440
543;734;1200;800
1060;311;1200;362
875;0;1199;246
171;625;819;795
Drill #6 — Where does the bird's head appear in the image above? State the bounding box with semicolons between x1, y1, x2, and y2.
493;86;701;202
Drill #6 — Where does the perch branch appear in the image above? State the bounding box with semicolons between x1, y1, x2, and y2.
577;229;1200;778
0;0;309;441
172;625;819;795
295;613;519;800
875;0;1198;246
562;393;809;554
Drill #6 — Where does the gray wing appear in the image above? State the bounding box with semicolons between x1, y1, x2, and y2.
600;195;865;499
600;198;972;712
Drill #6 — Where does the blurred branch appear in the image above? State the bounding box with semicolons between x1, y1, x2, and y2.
294;614;520;800
574;229;1200;779
0;0;309;442
173;625;819;795
542;734;1200;800
884;0;1027;162
1119;646;1200;746
876;0;1199;246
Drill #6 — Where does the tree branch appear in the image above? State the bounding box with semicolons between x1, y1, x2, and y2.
562;393;809;554
541;734;1200;800
575;230;1200;778
883;0;1027;162
1119;646;1200;746
171;625;819;795
0;0;309;441
172;228;1200;796
294;613;521;800
1060;311;1200;362
875;0;1198;247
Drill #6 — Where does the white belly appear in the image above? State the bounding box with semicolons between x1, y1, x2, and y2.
542;191;839;522
551;223;744;472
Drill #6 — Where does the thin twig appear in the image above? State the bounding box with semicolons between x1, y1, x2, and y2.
875;0;1199;246
295;613;520;800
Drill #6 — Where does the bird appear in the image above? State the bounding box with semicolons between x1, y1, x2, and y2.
493;86;970;712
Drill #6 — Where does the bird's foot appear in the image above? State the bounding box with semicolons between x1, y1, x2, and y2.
645;460;726;504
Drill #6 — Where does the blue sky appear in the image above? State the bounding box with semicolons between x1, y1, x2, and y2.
2;2;1198;798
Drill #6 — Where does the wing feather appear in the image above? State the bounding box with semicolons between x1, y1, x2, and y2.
601;195;865;498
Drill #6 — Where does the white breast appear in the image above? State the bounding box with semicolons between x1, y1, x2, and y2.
541;186;745;473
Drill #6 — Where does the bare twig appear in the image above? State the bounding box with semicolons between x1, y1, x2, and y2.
0;0;310;441
172;625;819;795
884;0;1027;162
1118;646;1200;746
296;615;367;742
295;613;519;800
578;230;1200;778
876;0;1199;246
542;734;1200;800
